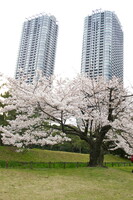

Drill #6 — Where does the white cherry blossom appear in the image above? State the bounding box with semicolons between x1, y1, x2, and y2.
1;73;133;166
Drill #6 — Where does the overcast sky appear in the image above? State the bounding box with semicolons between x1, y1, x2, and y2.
0;0;133;87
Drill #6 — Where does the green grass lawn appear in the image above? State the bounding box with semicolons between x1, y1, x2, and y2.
0;146;132;200
0;146;127;162
0;167;133;200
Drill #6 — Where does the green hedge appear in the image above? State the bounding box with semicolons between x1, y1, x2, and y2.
0;160;132;169
0;160;88;169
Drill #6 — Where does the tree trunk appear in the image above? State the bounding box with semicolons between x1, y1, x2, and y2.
89;144;104;167
88;125;111;167
0;134;3;146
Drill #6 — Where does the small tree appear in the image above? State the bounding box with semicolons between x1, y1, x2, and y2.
0;92;13;145
0;75;15;145
1;75;133;166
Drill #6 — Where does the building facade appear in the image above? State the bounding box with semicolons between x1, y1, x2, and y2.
15;13;58;83
81;10;123;81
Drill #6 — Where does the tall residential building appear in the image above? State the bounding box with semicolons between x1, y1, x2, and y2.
15;13;58;83
81;10;123;82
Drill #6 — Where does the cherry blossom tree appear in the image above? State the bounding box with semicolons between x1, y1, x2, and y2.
1;74;133;167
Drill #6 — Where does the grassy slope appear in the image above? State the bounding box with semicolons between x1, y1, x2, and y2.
0;146;127;162
0;167;133;200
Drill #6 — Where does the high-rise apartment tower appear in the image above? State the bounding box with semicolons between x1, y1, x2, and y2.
81;10;123;81
15;13;58;83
